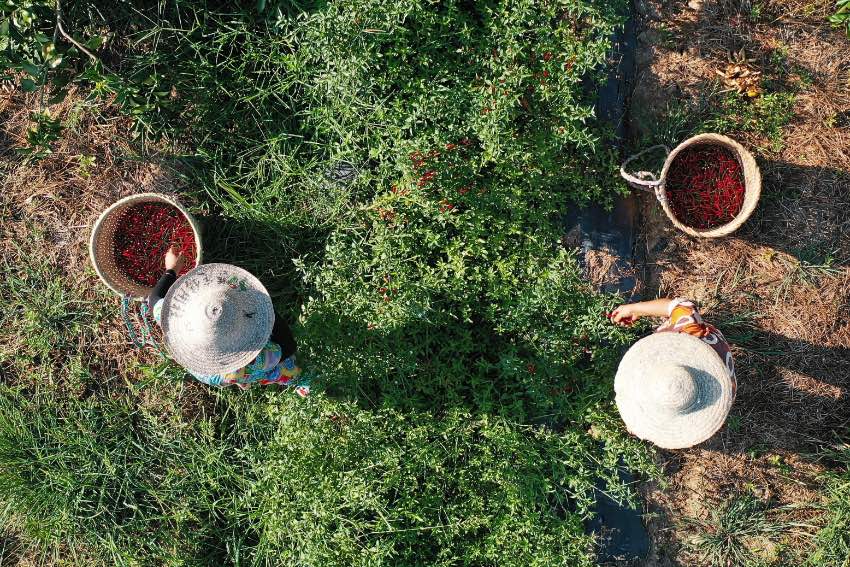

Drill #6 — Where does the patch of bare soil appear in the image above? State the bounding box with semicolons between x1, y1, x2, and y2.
628;0;850;564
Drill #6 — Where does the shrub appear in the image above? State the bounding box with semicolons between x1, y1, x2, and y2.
4;0;626;217
298;140;631;419
238;396;650;567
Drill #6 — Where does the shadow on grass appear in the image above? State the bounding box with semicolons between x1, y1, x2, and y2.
200;213;332;319
720;326;850;450
296;305;616;428
735;162;850;263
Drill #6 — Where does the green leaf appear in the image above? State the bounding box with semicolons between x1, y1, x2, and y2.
20;60;40;76
48;89;68;105
20;78;37;92
85;35;104;50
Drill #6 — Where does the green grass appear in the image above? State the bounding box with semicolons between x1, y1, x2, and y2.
0;385;655;566
0;229;112;386
774;244;844;301
0;388;246;565
808;443;850;567
647;88;796;156
686;491;803;566
714;311;783;356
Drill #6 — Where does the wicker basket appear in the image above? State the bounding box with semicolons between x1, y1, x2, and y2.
89;193;203;299
621;133;761;238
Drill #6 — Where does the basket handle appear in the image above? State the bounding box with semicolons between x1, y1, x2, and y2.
121;295;166;357
620;145;670;194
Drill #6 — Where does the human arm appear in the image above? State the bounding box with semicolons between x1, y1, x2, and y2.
610;298;676;326
146;246;186;310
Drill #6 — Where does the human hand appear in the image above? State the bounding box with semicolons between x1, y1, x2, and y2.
164;245;187;273
609;304;640;326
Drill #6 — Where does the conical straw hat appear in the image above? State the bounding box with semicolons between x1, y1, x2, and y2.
615;332;734;449
160;263;274;375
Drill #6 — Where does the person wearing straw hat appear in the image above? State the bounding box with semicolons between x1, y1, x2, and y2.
146;246;310;395
609;297;736;449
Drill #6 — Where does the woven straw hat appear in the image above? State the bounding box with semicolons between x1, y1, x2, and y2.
615;332;734;449
160;263;274;376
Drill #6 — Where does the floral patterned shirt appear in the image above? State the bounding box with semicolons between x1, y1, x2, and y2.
153;298;310;395
656;298;736;400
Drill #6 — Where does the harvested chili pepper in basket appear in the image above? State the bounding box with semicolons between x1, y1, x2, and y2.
665;144;745;230
113;202;197;287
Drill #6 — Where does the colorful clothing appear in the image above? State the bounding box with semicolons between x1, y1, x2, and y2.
153;299;309;395
656;298;736;399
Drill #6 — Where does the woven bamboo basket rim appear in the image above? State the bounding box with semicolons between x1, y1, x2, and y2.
659;133;761;238
89;193;203;300
621;133;761;238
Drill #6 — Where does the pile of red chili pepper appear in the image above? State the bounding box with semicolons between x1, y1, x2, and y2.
112;202;197;287
665;144;745;230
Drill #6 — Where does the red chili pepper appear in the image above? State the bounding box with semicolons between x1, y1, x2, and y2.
112;202;197;287
665;145;744;229
605;312;634;326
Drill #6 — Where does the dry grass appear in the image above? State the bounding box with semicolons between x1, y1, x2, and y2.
630;0;850;564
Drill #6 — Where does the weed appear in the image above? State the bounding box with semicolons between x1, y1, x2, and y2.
774;244;843;300
716;311;783;355
767;454;793;475
644;88;795;155
19;111;63;161
1;242;95;378
768;44;789;72
748;443;770;459
727;414;743;432
749;1;765;22
830;0;850;36
76;154;96;177
702;91;795;153
795;67;816;90
687;491;794;566
0;387;246;564
807;443;850;566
